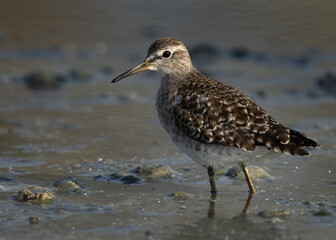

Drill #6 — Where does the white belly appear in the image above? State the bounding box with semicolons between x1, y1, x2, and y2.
170;130;276;168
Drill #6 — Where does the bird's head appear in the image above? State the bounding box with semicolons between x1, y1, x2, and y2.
112;37;193;83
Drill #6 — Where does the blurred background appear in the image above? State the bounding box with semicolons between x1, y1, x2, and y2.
0;1;335;239
1;0;336;52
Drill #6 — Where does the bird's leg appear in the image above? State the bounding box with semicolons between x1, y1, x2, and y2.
207;195;216;219
241;193;253;215
237;161;256;194
207;165;217;219
207;165;217;198
232;193;254;222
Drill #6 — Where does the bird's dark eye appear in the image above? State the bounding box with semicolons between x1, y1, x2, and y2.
162;51;171;58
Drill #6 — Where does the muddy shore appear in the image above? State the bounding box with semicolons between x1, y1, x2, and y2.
1;1;336;239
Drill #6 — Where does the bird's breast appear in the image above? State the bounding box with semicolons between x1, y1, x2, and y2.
155;80;177;132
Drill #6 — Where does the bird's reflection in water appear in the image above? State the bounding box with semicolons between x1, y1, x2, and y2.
208;192;254;221
170;193;265;240
170;192;287;240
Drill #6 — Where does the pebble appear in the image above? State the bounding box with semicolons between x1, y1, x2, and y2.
52;177;85;193
258;210;291;218
94;172;142;184
29;216;40;225
120;175;142;184
15;189;54;204
133;164;176;178
313;209;332;217
169;192;191;200
226;164;274;181
109;172;128;179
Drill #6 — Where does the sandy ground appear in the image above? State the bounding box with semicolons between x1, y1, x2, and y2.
0;1;336;239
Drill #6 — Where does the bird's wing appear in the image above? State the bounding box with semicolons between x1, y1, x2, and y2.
173;79;319;156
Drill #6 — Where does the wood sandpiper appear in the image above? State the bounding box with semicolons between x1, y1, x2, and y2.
112;37;321;196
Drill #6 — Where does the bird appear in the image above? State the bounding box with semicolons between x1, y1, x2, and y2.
111;37;321;196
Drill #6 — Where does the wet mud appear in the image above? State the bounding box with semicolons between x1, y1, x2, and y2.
1;1;336;239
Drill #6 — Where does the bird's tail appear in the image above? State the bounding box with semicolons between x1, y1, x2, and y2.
289;129;321;148
255;128;321;157
282;129;321;157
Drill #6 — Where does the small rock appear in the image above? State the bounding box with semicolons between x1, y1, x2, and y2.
226;165;274;181
36;191;54;201
313;209;332;217
133;164;177;178
15;189;54;204
25;71;66;90
258;210;291;218
109;172;128;180
16;189;35;201
94;172;141;184
169;191;191;200
94;172;137;184
29;216;40;225
52;177;85;193
226;166;241;177
120;175;141;184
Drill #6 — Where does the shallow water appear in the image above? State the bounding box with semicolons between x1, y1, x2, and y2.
0;1;336;240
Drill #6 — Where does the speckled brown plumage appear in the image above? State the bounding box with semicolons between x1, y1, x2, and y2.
156;70;319;156
112;37;321;195
170;70;319;156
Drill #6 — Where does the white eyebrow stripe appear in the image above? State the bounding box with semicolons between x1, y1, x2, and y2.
147;45;187;60
156;45;187;56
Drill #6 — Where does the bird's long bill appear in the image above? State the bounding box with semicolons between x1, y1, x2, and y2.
111;61;152;83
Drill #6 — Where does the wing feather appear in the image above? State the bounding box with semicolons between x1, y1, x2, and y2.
172;76;320;156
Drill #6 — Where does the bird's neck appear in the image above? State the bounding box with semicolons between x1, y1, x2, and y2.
157;67;203;105
161;65;199;85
